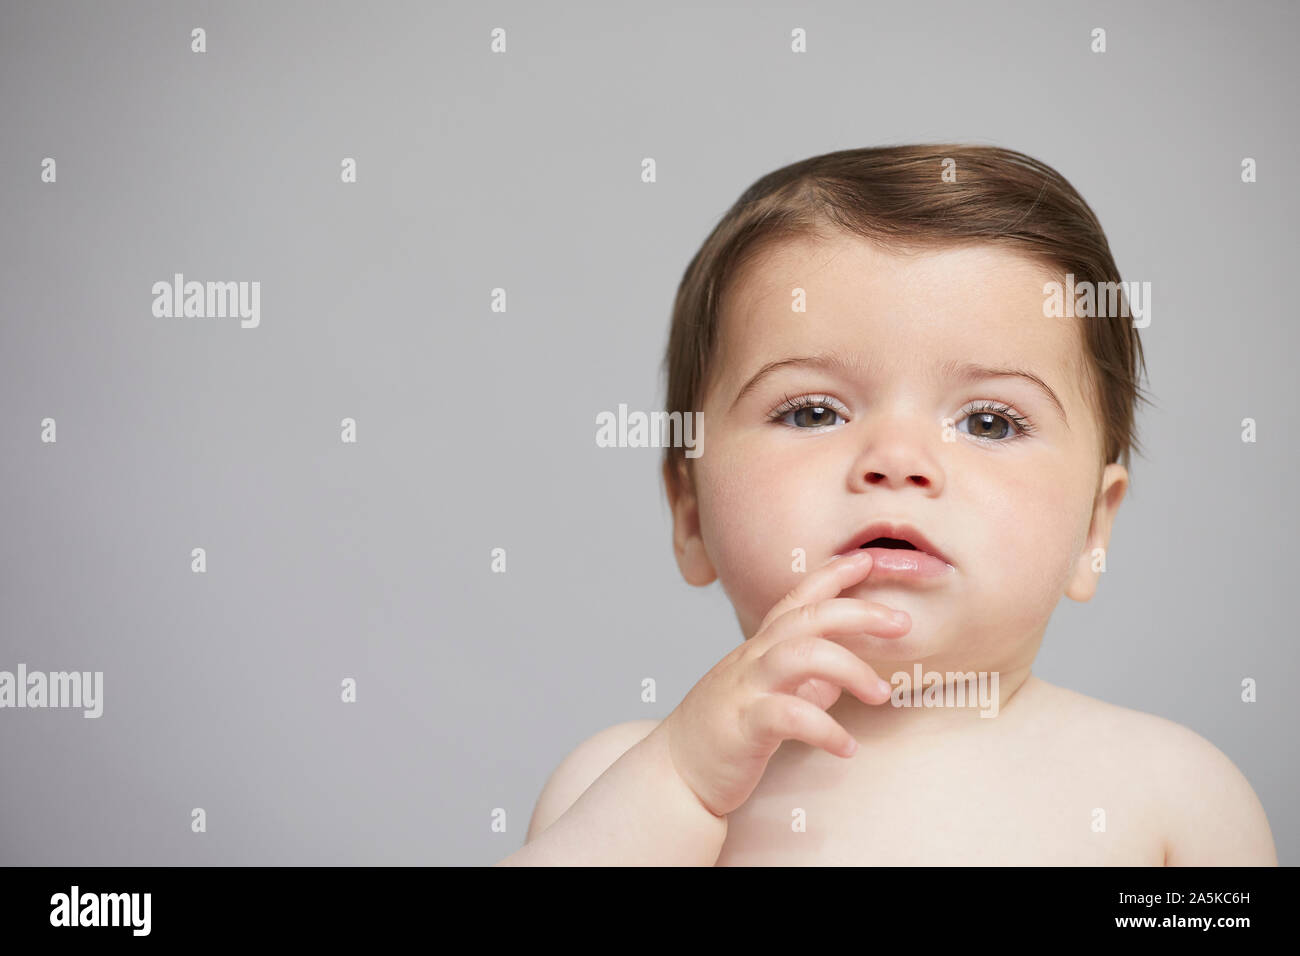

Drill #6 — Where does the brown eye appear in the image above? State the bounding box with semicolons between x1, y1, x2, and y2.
771;396;847;428
965;411;1012;440
956;401;1033;442
792;405;839;428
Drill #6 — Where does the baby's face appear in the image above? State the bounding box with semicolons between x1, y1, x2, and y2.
668;232;1128;671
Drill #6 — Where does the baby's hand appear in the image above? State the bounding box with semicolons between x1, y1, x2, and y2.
656;551;908;818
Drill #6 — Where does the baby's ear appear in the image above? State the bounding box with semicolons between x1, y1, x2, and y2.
664;456;716;587
1065;463;1128;602
661;456;686;508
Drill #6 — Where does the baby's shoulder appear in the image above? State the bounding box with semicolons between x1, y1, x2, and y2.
1034;678;1237;767
1027;678;1276;865
525;719;661;842
1033;678;1205;746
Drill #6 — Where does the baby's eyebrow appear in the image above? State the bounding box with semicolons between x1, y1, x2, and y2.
730;352;1069;427
945;360;1069;427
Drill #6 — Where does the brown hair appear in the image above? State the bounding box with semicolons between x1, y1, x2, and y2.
660;144;1152;503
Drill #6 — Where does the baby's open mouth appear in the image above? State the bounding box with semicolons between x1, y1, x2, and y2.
860;538;917;550
835;521;955;577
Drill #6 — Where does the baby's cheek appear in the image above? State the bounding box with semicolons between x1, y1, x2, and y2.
699;477;800;632
958;484;1054;602
1006;509;1081;615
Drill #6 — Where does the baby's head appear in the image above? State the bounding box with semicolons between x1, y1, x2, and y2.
660;145;1150;673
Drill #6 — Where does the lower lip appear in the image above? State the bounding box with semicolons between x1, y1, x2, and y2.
847;547;955;580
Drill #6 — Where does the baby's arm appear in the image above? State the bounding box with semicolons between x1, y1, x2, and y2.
1155;726;1277;866
495;719;728;866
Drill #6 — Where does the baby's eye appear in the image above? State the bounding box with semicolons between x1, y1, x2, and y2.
769;395;847;429
960;412;1013;440
956;402;1033;441
786;405;844;428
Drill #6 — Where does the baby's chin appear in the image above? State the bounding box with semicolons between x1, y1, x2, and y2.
840;578;949;620
860;632;950;669
857;610;1018;680
837;590;966;662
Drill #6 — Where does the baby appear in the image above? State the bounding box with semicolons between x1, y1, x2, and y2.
499;145;1278;866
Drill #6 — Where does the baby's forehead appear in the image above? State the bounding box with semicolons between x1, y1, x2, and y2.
727;235;1060;316
712;237;1092;412
723;239;1071;358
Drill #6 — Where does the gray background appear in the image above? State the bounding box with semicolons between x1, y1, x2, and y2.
1;0;1296;866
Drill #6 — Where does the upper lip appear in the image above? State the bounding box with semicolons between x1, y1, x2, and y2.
838;521;954;567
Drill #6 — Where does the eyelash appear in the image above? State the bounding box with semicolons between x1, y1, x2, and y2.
766;393;1037;442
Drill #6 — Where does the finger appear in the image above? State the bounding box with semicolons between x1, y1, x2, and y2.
749;595;910;658
757;550;878;634
792;677;843;710
741;693;859;758
756;637;893;705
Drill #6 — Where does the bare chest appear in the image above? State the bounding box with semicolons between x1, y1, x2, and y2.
715;737;1166;866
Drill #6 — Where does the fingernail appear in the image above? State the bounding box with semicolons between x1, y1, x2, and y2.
876;678;892;697
892;611;908;625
